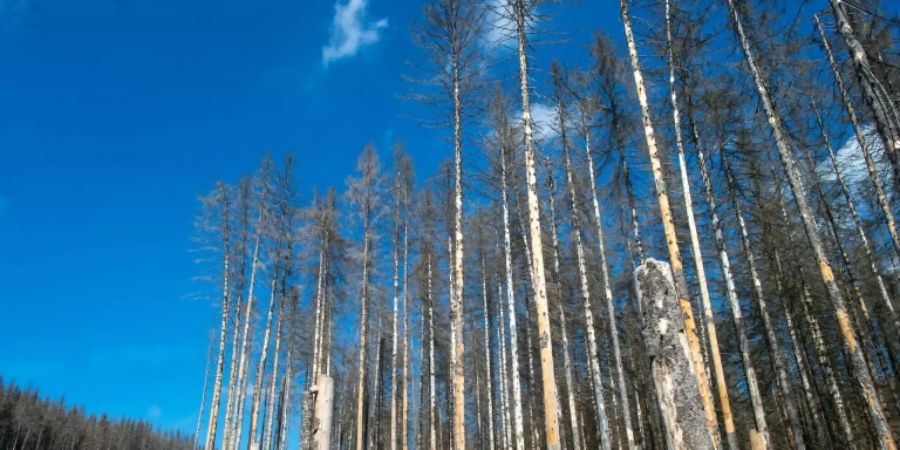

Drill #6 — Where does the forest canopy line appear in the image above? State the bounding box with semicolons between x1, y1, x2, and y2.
184;0;900;450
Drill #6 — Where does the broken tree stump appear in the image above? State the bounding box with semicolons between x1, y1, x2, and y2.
635;258;714;450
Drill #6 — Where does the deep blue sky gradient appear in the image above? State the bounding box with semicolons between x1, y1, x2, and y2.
0;0;620;433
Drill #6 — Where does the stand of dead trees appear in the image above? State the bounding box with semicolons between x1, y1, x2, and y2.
193;0;900;449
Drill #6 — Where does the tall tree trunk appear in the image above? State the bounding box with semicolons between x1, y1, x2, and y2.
663;3;737;447
197;329;214;449
511;1;562;447
823;4;900;180
619;1;721;446
401;214;411;450
683;91;772;446
390;176;402;450
814;14;900;259
481;249;497;450
812;101;900;338
355;202;373;450
247;246;282;449
205;185;232;450
555;63;632;450
427;252;438;450
499;136;526;450
726;2;896;447
547;169;583;450
722;153;806;450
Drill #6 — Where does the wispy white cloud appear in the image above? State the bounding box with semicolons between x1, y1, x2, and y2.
322;0;388;66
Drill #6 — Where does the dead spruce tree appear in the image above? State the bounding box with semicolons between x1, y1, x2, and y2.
723;0;896;447
618;0;721;447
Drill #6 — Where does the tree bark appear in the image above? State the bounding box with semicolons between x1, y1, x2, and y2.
635;258;715;450
725;1;896;447
619;1;722;446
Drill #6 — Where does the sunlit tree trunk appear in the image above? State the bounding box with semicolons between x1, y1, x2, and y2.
480;248;497;450
619;1;720;446
814;14;900;259
248;253;282;449
196;330;214;449
685;106;771;447
547;169;583;450
511;1;562;446
662;3;736;447
726;2;895;447
205;185;231;450
823;4;900;180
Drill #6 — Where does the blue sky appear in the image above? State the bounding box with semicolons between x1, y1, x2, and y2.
0;0;620;433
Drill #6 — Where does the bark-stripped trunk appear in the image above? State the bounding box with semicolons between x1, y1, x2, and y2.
278;290;297;450
722;154;806;450
312;375;335;450
196;330;214;449
635;259;715;450
498;283;513;450
481;250;497;450
401;215;410;450
812;102;900;340
355;196;373;450
619;1;721;446
511;1;562;447
247;241;283;449
726;1;896;447
662;2;736;447
814;14;900;259
686;106;771;446
499;136;526;450
823;3;900;181
547;171;583;450
427;253;438;450
205;186;232;450
390;177;402;450
554;64;630;450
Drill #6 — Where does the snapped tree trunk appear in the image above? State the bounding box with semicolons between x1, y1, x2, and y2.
635;258;714;450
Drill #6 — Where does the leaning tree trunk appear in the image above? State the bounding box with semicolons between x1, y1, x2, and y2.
663;3;737;446
205;189;231;450
547;173;583;450
247;265;280;449
726;1;896;447
812;102;900;340
684;97;772;446
722;154;806;450
814;14;900;259
635;259;715;450
512;1;562;447
619;1;721;447
823;4;900;182
196;330;214;449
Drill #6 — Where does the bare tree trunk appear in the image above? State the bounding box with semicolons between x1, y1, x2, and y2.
205;185;232;450
635;259;715;450
427;253;438;450
402;215;411;450
722;154;806;450
663;3;736;447
248;249;282;449
196;329;214;449
390;176;402;450
547;168;583;450
355;195;373;450
684;98;772;446
555;64;630;450
726;2;896;447
813;101;900;337
512;1;562;447
481;250;497;450
619;1;721;446
499;136;526;450
497;282;513;450
814;14;900;259
312;375;335;450
823;3;900;181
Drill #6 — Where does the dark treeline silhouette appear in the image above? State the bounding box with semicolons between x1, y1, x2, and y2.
0;378;193;450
